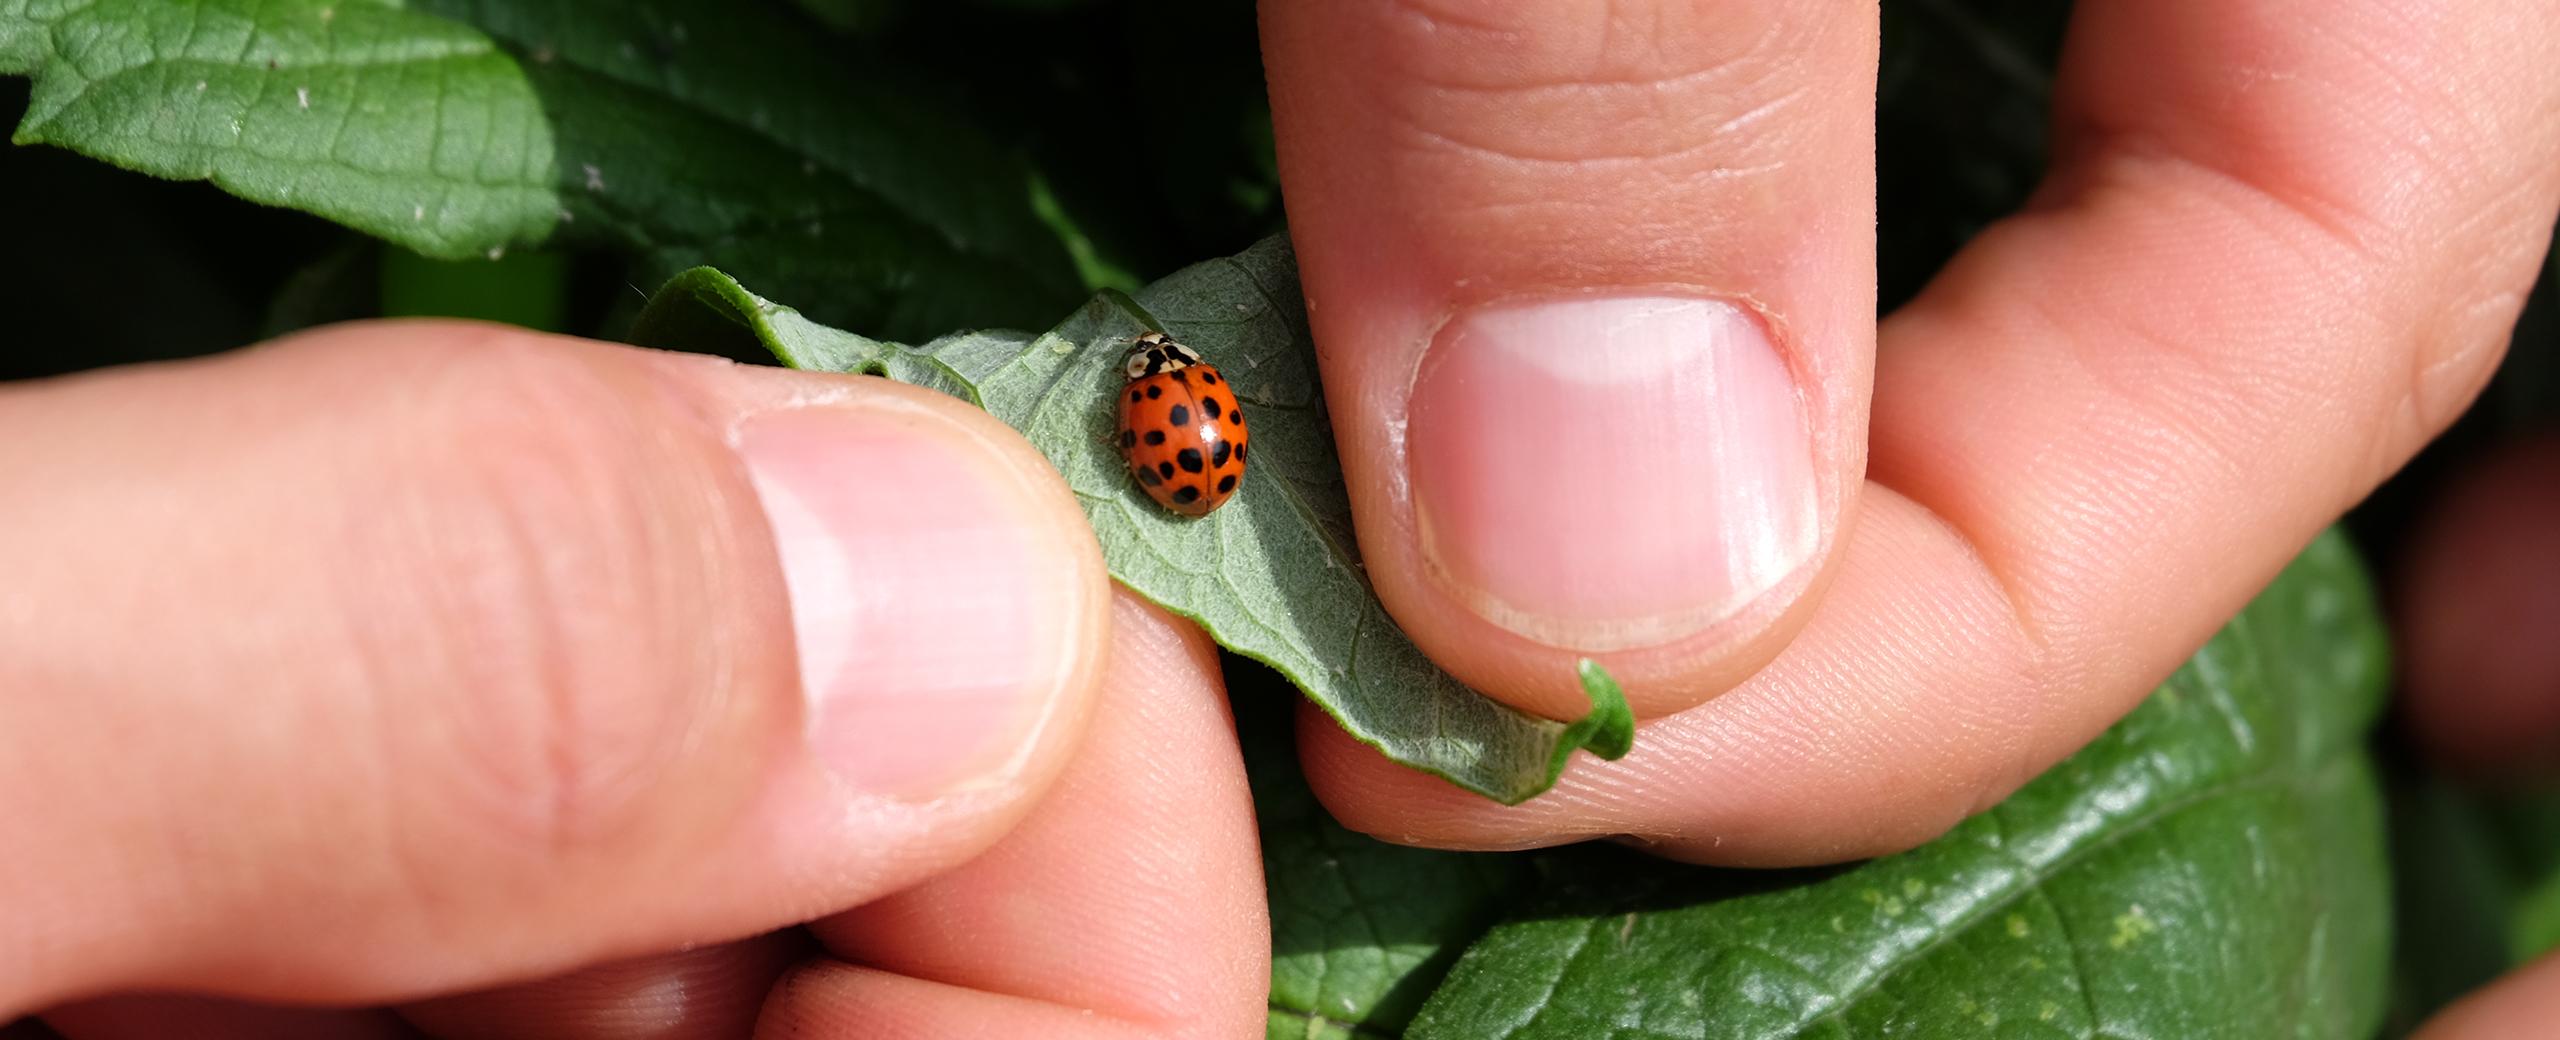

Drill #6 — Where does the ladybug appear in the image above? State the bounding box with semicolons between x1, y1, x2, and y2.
1117;331;1248;517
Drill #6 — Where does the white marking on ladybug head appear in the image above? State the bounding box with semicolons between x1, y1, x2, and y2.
1123;332;1202;380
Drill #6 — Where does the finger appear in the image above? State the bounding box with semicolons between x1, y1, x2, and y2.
1298;494;2027;861
0;322;1111;1013
765;594;1265;1039
44;996;414;1040
2414;950;2560;1039
394;934;806;1040
1261;0;1880;719
1306;0;2560;861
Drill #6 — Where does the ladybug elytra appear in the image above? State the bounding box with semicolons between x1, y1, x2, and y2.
1116;332;1247;517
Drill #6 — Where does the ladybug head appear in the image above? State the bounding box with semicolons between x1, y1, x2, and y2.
1124;332;1204;381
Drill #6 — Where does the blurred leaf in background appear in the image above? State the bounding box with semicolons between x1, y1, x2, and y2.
2387;778;2560;1035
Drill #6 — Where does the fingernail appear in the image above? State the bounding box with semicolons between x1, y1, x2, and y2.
1408;294;1819;651
739;406;1062;797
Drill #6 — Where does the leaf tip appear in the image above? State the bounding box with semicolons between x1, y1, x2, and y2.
626;266;764;357
1572;660;1636;761
1508;661;1635;804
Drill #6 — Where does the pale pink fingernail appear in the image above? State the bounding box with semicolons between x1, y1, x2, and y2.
739;407;1062;797
1407;294;1819;651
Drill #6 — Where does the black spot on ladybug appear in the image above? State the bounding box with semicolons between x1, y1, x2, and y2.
1144;430;1166;446
1138;467;1164;487
1171;485;1202;505
1201;371;1219;385
1211;441;1231;468
1201;396;1221;420
1177;448;1205;473
1236;443;1249;462
1158;461;1175;479
1230;406;1245;426
1173;369;1189;384
1216;474;1237;493
1130;390;1142;403
1120;429;1136;448
1168;404;1190;427
1146;385;1163;400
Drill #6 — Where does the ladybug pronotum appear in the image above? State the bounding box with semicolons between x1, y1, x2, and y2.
1117;331;1248;517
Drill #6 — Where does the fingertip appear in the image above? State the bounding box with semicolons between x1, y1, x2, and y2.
0;323;1114;1012
726;379;1111;799
1363;293;1856;722
1263;0;1878;721
1407;296;1822;652
678;362;1120;915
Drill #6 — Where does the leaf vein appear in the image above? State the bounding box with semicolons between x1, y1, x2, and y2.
1790;768;2312;1034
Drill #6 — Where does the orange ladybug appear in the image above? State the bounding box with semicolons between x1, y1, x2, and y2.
1117;331;1247;517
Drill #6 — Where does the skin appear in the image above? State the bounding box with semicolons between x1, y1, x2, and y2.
3;0;2557;1035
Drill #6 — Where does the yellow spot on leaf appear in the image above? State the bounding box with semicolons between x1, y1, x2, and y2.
2108;904;2158;950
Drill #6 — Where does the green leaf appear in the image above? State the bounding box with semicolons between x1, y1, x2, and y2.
1233;674;1533;1040
2515;869;2560;963
2385;778;2560;1031
1403;530;2391;1039
1;0;1082;339
628;236;1637;805
6;0;558;254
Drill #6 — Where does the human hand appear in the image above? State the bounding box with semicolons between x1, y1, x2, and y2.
1263;0;2560;866
1;325;1267;1037
11;0;2560;1035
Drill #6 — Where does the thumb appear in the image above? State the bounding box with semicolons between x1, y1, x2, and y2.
1261;0;1879;719
0;321;1109;1014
